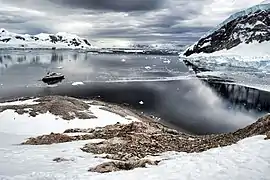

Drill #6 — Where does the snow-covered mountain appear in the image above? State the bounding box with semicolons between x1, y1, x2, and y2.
0;29;94;50
130;43;182;50
183;3;270;57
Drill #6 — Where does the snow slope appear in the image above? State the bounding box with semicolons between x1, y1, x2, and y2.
0;136;269;180
183;3;270;57
0;29;95;50
0;98;269;179
0;98;137;136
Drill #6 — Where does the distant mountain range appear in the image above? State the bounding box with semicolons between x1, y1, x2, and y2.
183;3;270;56
0;29;94;50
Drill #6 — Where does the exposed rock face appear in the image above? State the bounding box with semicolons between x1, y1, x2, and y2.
81;115;269;160
88;159;160;173
0;96;97;120
184;4;270;56
22;114;270;161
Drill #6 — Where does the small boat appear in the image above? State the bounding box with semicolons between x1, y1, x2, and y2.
42;72;65;85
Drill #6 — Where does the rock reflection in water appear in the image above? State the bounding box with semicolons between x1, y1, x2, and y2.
206;81;270;112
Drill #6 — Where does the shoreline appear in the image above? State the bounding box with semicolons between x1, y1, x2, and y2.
0;95;269;174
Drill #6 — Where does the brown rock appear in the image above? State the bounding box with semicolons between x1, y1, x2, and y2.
21;133;95;145
53;157;74;163
22;133;74;145
0;96;96;120
88;159;160;173
265;131;270;140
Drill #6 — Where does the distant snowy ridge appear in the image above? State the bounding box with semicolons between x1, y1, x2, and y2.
130;43;180;50
183;3;270;57
0;28;95;50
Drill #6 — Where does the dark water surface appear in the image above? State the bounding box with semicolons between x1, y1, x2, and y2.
0;50;269;135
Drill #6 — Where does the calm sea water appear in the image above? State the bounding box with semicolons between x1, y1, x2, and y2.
0;50;268;134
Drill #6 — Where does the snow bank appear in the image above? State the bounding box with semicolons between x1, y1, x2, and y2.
0;99;137;136
0;135;269;179
0;97;269;179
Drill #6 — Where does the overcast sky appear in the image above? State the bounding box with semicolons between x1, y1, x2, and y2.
0;0;265;47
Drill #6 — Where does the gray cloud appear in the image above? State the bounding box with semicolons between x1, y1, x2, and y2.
0;0;264;47
49;0;165;12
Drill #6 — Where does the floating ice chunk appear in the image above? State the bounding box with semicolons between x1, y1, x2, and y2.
56;66;63;69
72;82;84;86
139;101;144;105
163;60;171;64
121;59;126;62
145;66;152;70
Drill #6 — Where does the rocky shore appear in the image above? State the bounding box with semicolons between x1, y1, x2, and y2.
1;95;269;173
21;113;270;173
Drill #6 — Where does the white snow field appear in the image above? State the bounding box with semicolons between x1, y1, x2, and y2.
0;98;137;136
0;98;269;180
0;29;96;50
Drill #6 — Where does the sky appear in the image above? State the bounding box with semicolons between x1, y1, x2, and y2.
0;0;266;47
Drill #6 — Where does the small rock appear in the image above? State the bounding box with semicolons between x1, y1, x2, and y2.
53;157;74;163
265;131;270;140
163;128;179;135
88;159;160;173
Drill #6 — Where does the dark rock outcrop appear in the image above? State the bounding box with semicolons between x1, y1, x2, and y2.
184;5;270;56
0;38;11;43
15;36;25;41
